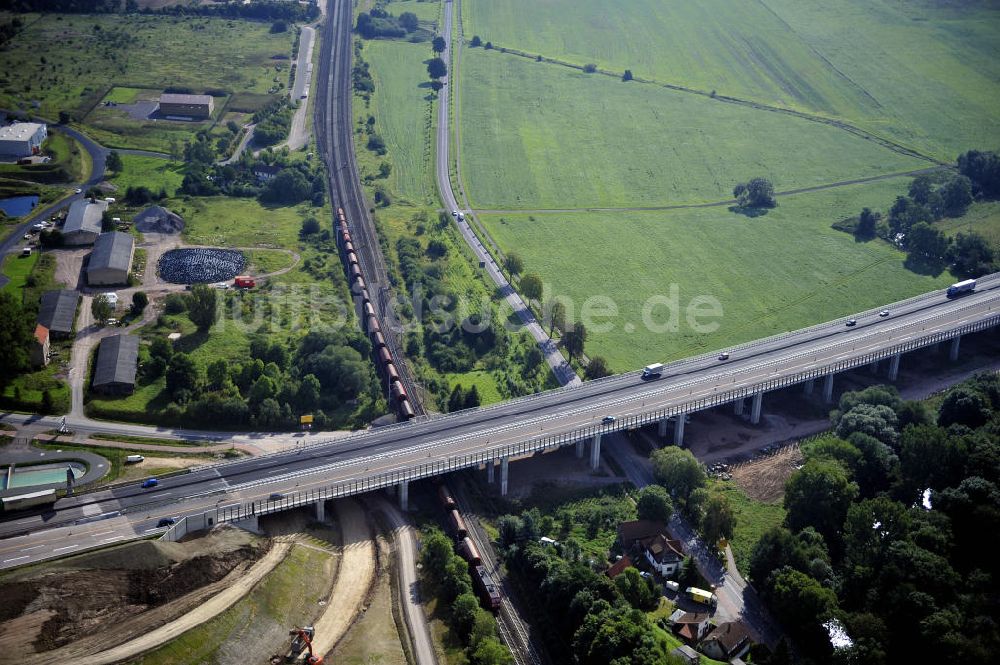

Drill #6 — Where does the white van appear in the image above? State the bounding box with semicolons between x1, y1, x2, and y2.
104;197;116;203
125;455;145;463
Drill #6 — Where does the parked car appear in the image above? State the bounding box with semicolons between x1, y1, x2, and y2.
141;478;159;488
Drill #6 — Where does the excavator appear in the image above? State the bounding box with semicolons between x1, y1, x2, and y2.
270;627;324;665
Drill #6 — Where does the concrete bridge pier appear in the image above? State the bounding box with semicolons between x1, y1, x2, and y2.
888;353;901;382
590;433;602;471
576;440;584;458
734;398;745;416
950;336;961;361
750;392;763;425
314;500;325;522
803;379;814;396
500;456;509;496
674;415;686;446
487;460;495;483
658;419;668;438
823;374;835;404
399;480;409;511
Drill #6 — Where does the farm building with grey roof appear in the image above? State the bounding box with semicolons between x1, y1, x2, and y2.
92;334;139;395
63;198;109;246
87;231;135;286
37;289;79;338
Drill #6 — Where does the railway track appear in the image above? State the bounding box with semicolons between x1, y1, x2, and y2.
453;480;546;665
315;0;424;415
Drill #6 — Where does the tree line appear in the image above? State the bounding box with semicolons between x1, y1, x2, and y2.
749;377;1000;663
850;150;998;276
3;0;319;21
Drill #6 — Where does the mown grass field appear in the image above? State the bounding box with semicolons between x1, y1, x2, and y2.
0;13;294;120
177;197;326;249
480;178;953;370
355;39;438;205
462;0;1000;161
938;200;1000;251
108;154;184;196
457;48;927;209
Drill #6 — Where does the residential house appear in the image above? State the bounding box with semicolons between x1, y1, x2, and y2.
670;611;712;644
31;324;49;367
700;621;751;661
617;519;685;578
604;554;633;580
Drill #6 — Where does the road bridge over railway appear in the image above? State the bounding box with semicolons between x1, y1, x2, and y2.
1;275;998;569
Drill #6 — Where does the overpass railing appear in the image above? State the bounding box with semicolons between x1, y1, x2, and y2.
211;309;999;525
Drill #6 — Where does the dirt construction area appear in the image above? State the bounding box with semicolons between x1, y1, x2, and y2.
0;527;267;664
730;445;805;503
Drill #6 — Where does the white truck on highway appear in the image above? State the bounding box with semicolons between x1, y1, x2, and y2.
947;278;976;298
642;363;664;379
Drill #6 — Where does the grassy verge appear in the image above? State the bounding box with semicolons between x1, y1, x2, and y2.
89;433;213;448
134;543;333;665
709;479;786;575
0;251;39;293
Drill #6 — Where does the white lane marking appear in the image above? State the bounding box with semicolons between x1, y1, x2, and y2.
3;556;29;563
92;531;115;537
100;537;122;544
142;528;161;535
158;492;173;497
23;545;44;551
53;545;78;553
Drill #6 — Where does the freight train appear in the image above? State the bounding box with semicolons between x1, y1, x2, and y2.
336;207;415;421
438;483;502;611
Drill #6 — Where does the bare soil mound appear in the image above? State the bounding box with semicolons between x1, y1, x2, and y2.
0;526;266;656
730;445;804;503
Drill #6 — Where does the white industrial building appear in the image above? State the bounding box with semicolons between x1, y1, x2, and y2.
0;122;47;157
63;198;109;246
87;231;135;286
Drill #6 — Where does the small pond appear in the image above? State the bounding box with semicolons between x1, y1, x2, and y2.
158;248;246;284
0;194;40;217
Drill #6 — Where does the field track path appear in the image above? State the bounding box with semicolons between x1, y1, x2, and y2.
472;165;947;215
312;498;377;658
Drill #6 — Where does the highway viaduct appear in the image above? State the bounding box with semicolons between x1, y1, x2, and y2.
1;275;998;566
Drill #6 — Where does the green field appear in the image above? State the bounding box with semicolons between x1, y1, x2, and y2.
355;39;438;205
0;251;39;293
709;480;785;576
462;0;1000;161
108;154;184;195
480;178;953;370
0;14;294;120
177;196;328;249
457;48;928;209
938;200;1000;251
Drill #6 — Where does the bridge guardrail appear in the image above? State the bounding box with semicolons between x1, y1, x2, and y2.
209;311;999;525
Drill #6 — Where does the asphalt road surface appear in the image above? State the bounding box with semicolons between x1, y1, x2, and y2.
433;0;579;387
2;278;997;569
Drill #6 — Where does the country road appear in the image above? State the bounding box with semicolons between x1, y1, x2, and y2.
434;0;580;388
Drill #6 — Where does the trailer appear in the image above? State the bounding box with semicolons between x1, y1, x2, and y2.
947;278;976;298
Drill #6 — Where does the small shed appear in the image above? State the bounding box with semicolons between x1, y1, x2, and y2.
92;334;139;395
670;645;700;665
